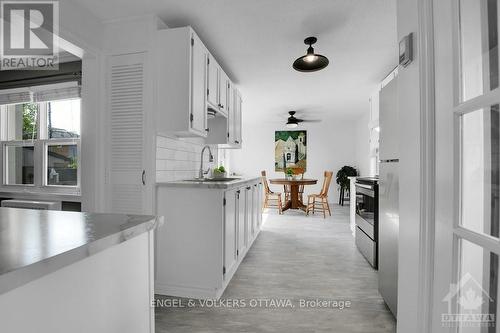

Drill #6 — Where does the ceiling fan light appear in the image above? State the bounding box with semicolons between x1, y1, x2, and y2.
286;122;298;129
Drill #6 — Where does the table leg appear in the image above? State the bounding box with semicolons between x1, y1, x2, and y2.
290;185;308;212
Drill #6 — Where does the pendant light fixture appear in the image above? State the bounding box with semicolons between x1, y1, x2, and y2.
293;37;329;72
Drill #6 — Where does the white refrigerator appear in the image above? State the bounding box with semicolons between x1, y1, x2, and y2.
378;77;399;317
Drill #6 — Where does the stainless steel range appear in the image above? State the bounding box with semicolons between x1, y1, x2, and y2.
355;177;379;269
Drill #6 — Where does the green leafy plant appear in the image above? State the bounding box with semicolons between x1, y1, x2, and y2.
68;157;78;169
213;166;226;174
22;103;38;140
285;168;294;177
336;166;358;190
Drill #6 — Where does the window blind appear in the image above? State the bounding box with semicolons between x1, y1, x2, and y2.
0;82;81;105
33;85;81;102
0;91;33;105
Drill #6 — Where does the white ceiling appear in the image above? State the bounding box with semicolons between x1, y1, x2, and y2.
73;0;397;122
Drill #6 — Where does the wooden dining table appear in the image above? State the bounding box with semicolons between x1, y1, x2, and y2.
269;178;318;212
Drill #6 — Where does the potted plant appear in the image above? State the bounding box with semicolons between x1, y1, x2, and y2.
285;167;294;180
213;166;227;179
336;166;357;190
336;166;358;205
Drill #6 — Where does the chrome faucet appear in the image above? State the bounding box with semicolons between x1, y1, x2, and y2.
199;145;214;179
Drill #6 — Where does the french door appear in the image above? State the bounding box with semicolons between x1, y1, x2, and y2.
433;0;500;332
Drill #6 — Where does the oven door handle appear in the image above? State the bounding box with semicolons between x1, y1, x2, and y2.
356;185;375;198
355;183;373;190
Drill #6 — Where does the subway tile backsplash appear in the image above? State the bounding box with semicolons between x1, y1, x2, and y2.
156;135;217;182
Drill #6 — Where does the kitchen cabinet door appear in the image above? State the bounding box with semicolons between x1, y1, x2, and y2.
259;183;263;225
227;82;236;144
218;70;229;117
237;188;247;256
251;184;258;237
224;189;238;277
233;90;242;147
207;54;219;109
156;27;208;138
190;32;208;135
254;183;262;232
245;186;254;243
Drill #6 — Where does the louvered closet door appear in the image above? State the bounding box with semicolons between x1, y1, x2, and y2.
107;53;147;214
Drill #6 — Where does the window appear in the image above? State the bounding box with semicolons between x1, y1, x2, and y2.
4;145;34;185
47;144;78;186
0;83;81;193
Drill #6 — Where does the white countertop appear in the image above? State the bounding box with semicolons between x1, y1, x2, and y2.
157;177;261;190
0;208;162;295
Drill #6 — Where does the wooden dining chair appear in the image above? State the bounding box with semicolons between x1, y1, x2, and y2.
306;171;333;218
284;168;305;202
261;171;283;214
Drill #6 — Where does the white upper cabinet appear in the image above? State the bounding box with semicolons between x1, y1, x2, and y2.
207;54;219;110
206;87;243;148
156;27;208;137
156;26;242;144
207;54;230;118
219;70;229;116
227;81;236;144
233;90;243;147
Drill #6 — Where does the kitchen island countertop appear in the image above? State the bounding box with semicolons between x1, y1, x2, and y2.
0;207;162;295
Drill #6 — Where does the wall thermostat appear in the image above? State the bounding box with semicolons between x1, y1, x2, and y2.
399;33;413;67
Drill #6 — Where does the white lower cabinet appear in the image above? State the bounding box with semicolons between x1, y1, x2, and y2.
237;188;247;255
155;179;262;299
224;188;238;276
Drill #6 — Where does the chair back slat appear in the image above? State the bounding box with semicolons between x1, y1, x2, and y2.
320;171;334;196
261;171;271;194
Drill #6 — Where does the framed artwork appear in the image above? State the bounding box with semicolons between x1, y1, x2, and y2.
274;130;307;171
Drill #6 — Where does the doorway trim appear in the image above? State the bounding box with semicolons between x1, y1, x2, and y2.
416;0;436;332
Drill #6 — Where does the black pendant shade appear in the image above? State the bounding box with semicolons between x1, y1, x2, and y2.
293;37;329;72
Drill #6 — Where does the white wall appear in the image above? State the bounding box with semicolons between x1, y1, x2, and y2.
228;118;358;203
355;111;371;176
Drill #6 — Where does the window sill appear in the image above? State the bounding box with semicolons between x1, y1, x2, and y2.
0;187;81;202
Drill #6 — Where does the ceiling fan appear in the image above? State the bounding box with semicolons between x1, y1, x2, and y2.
286;111;321;128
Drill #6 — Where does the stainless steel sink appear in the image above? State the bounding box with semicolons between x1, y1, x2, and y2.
183;178;241;182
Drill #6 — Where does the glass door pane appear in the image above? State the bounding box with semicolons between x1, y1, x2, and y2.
456;239;498;332
460;105;500;238
459;0;499;102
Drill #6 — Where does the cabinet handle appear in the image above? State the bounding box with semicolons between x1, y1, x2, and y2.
246;186;251;190
205;128;209;132
235;140;240;144
142;170;146;185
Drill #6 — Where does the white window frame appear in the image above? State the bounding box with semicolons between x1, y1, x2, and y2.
2;141;36;187
0;95;81;196
43;139;81;189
